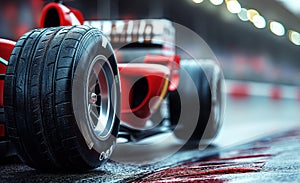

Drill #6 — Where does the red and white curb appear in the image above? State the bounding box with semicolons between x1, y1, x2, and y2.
225;80;300;100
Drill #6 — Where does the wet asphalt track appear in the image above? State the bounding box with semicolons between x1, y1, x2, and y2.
0;96;300;182
137;129;300;182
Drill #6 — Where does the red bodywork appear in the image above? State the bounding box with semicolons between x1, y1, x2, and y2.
0;39;15;137
0;39;15;107
1;2;180;129
119;55;180;128
39;2;84;27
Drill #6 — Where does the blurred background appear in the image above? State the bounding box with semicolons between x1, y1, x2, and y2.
1;0;300;85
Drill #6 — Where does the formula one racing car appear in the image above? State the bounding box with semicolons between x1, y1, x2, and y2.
0;0;224;171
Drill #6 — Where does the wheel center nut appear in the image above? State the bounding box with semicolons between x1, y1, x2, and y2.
91;93;97;104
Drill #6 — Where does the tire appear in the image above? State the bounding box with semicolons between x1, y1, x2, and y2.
4;25;121;171
169;59;224;146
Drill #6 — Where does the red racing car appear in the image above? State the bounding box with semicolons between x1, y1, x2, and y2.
0;0;224;171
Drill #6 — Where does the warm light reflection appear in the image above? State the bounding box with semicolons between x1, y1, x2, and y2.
226;0;241;14
238;8;248;21
252;15;266;29
289;30;300;45
210;0;223;6
247;9;259;22
193;0;204;4
270;21;285;36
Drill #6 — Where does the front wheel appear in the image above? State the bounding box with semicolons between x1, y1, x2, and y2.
4;26;121;171
169;59;224;146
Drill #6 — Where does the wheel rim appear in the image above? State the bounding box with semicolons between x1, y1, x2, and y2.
86;55;116;140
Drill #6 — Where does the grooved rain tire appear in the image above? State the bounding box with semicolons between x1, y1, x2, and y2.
4;26;121;172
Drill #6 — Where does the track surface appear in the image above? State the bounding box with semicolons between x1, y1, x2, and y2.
0;96;299;182
136;129;300;182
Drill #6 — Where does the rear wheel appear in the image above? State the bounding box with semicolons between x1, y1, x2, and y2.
169;59;224;146
4;26;120;171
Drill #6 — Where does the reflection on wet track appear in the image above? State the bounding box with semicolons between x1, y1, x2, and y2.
216;96;300;147
0;96;299;182
136;130;300;182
